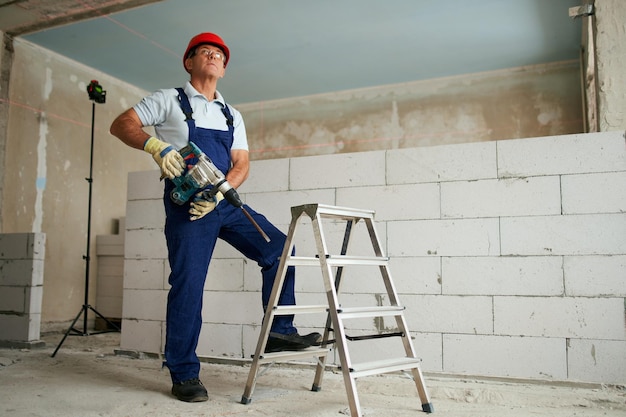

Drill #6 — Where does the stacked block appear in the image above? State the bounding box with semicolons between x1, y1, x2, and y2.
0;233;46;348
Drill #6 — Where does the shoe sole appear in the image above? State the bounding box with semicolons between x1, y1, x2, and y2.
173;393;209;402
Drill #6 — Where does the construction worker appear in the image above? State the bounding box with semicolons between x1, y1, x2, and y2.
110;32;320;403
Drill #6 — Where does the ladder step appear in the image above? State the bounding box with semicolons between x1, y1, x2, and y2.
338;305;405;319
273;304;327;315
287;255;388;267
292;203;375;221
255;347;331;363
344;357;423;379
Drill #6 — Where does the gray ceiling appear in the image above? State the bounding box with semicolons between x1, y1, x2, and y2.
5;0;583;105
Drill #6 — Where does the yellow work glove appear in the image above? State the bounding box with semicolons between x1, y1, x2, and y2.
143;137;185;180
189;191;224;221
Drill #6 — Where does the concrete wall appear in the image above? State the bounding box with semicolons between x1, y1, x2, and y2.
239;61;583;160
595;0;626;131
121;131;626;385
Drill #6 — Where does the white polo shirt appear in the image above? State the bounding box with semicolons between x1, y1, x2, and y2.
133;81;248;151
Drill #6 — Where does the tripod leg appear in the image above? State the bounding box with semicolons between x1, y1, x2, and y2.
88;305;121;332
51;306;86;357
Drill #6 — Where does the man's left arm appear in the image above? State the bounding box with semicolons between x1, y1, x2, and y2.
226;149;250;189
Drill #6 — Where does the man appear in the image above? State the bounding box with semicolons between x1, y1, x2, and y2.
110;32;320;403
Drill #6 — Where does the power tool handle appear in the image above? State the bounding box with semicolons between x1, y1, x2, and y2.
223;188;243;208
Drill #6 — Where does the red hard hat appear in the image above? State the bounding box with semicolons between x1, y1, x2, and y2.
183;32;230;71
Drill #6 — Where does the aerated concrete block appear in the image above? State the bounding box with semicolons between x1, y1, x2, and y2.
441;176;561;218
290;151;386;190
562;171;626;214
501;213;626;256
387;141;496;184
443;334;567;380
494;296;626;339
388;218;500;257
497;131;626;178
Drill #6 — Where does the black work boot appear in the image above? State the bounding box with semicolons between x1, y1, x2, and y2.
171;378;208;402
265;332;322;353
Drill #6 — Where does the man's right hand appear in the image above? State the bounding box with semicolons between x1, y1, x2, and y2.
143;137;185;179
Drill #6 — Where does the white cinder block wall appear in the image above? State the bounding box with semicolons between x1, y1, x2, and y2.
121;131;626;385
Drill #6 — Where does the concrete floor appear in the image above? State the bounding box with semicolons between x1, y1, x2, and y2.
1;332;625;417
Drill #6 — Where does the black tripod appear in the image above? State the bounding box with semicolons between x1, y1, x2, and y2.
52;81;120;357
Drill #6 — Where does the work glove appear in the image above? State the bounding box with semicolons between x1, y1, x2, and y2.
189;191;224;221
143;137;185;180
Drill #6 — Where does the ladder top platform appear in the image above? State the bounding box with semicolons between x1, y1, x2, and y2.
291;203;376;220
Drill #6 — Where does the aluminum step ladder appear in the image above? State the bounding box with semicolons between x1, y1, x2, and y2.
241;203;433;416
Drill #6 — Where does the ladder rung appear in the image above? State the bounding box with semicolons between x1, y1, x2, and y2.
337;305;405;319
255;347;331;363
327;255;389;266
344;357;423;379
287;255;388;267
273;304;327;315
286;256;323;266
323;331;404;344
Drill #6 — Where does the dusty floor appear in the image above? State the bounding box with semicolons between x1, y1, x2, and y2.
1;332;625;417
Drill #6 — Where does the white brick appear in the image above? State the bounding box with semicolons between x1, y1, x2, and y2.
0;315;30;340
0;287;25;313
568;339;626;384
202;291;261;326
387;141;496;184
564;255;626;296
122;289;167;321
211;236;247;259
0;260;40;286
26;286;43;315
125;229;168;259
346;333;409;364
96;296;122;318
562;171;626;214
120;318;163;353
197;323;243;358
337;183;441;221
494;296;626;339
411;332;443;372
388;218;500;257
442;256;564;296
205;259;244;292
242;259;263;292
402;295;493;334
127;170;163;201
0;233;44;259
238;158;289;193
443;334;567;380
242;323;260;358
124;259;166;290
0;233;30;259
501;214;626;255
125;200;165;230
290;151;386;190
27;313;41;341
441;177;561;218
388;257;442;295
497;131;626;178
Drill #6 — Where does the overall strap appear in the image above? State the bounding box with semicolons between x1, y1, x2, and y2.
221;104;234;127
176;87;196;143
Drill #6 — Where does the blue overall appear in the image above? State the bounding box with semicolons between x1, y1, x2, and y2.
163;89;297;383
